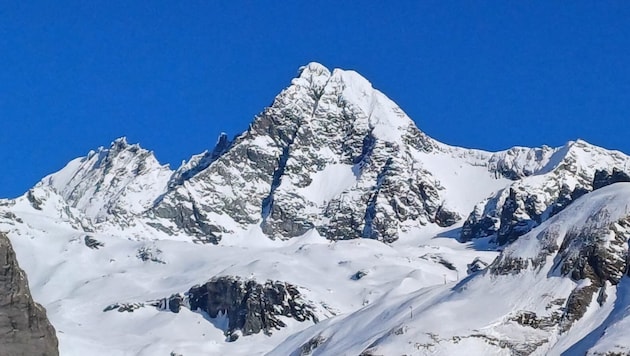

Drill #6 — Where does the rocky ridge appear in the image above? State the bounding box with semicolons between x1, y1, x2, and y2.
25;63;630;251
461;140;630;245
29;64;630;251
186;276;318;340
36;137;172;227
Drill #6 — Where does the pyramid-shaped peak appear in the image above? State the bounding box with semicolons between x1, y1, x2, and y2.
268;62;426;146
293;62;333;95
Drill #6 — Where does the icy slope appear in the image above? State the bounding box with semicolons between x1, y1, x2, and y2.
271;183;630;355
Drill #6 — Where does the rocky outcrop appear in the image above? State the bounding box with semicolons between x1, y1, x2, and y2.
467;257;489;274
0;233;58;356
187;276;317;340
593;168;630;190
104;276;318;340
489;187;630;331
555;213;630;330
167;132;233;189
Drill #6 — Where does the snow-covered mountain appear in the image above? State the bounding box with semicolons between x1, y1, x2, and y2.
272;182;630;356
2;62;630;355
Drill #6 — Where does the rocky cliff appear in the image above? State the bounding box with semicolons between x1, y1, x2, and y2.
0;232;58;356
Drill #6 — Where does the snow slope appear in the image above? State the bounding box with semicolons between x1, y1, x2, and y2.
0;192;497;355
271;183;630;356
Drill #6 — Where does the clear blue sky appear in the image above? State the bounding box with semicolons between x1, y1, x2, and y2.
1;1;629;198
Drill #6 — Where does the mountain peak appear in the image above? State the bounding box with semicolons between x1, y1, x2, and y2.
38;139;172;221
297;62;331;78
147;64;442;242
111;136;129;147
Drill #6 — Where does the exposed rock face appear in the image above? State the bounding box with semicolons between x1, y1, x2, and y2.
103;276;318;340
593;168;630;190
467;257;489;274
84;235;104;249
490;214;629;333
555;214;630;330
187;276;317;338
0;233;58;356
167;132;233;189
